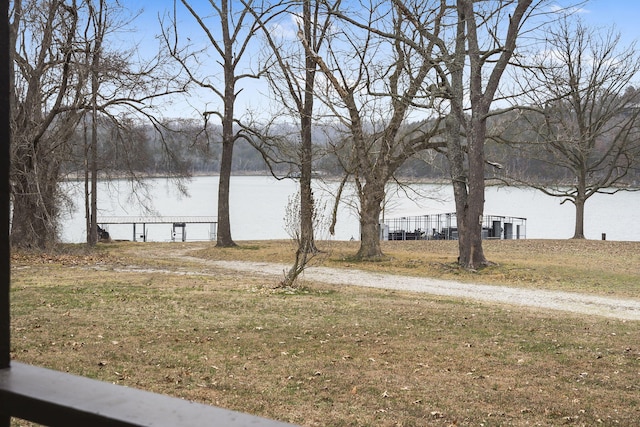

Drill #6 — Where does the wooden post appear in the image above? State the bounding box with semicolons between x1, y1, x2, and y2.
1;0;12;370
1;1;13;425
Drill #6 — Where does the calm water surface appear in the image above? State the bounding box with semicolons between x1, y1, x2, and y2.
61;176;639;243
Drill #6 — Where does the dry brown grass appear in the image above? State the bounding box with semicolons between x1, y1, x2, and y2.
193;239;640;297
9;239;640;426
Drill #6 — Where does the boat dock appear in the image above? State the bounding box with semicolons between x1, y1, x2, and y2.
98;216;217;242
381;213;526;241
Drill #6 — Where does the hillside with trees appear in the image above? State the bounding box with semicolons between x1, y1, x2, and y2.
59;117;640;184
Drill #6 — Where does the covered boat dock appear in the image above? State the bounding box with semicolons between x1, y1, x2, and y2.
381;213;526;241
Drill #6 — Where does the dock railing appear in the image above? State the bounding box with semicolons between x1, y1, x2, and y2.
99;216;218;242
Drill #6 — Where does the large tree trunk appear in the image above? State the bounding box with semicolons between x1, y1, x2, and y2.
445;113;470;264
216;75;235;247
446;111;489;269
298;6;317;255
356;181;385;259
572;197;586;239
216;134;235;247
299;114;316;253
216;9;237;248
10;153;60;249
572;177;587;239
446;0;532;268
464;115;489;268
446;12;478;268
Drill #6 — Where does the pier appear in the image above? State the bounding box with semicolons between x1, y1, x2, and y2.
98;216;217;242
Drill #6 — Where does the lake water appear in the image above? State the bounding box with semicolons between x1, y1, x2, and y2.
60;175;640;243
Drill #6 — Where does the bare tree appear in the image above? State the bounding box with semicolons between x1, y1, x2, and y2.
394;0;539;268
451;0;538;267
244;0;338;285
79;0;187;246
10;0;188;249
306;0;445;260
164;0;280;247
85;0;105;246
503;18;640;239
257;0;333;254
10;0;84;249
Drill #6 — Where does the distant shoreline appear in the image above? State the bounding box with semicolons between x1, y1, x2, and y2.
60;172;639;190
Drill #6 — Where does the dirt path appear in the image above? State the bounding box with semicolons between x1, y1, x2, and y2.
132;247;640;321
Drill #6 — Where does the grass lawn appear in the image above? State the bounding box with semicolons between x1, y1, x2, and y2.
9;239;640;426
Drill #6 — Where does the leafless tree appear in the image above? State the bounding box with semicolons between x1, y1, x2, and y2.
395;0;540;268
85;0;105;246
260;0;332;253
163;0;280;247
305;0;445;260
10;0;84;248
79;0;187;246
451;0;540;267
10;0;188;249
244;0;338;285
502;18;640;239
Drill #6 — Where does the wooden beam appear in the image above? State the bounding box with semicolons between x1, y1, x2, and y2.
1;0;11;370
1;362;296;427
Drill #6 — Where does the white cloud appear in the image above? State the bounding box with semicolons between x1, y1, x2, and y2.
549;4;590;15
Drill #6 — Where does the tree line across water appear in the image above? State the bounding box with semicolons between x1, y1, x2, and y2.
61;117;640;184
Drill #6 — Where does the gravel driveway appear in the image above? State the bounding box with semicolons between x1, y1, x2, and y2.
209;260;640;321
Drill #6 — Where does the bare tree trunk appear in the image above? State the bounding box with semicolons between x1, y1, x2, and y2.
248;0;322;287
87;0;104;246
465;114;488;266
572;176;587;239
215;0;237;248
445;113;470;263
298;0;317;255
572;198;586;239
216;86;236;247
216;132;236;247
88;109;98;245
299;115;316;253
446;0;532;268
446;12;470;265
84;118;91;243
356;181;385;259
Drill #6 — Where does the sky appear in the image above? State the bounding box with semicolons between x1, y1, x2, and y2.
576;0;640;48
117;0;640;121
